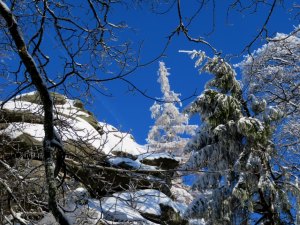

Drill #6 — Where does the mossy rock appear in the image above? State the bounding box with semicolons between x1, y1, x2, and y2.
64;139;106;162
65;159;172;198
0;133;43;161
141;157;179;170
15;133;43;147
111;150;137;160
0;109;44;124
17;92;67;105
0;123;9;130
73;100;84;109
159;204;188;225
70;100;95;118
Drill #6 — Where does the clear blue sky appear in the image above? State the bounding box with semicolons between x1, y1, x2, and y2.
84;1;297;144
1;1;296;145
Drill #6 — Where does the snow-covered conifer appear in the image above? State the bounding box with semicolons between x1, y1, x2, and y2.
182;52;293;224
238;26;300;223
147;62;197;155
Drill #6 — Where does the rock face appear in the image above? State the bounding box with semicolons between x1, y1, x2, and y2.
160;204;189;225
0;92;184;225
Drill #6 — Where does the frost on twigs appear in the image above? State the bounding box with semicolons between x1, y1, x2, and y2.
179;50;206;69
147;62;197;156
236;27;300;223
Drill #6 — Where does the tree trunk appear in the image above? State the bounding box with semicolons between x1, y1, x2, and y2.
0;2;70;224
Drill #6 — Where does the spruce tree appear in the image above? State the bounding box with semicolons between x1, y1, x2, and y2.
182;51;292;224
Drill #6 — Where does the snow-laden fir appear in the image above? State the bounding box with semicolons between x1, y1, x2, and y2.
180;51;294;224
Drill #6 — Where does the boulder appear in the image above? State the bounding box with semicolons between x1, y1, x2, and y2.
139;153;180;170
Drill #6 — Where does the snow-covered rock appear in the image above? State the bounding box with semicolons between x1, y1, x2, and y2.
0;92;188;225
38;188;187;225
138;152;180;169
0;91;146;156
108;157;157;170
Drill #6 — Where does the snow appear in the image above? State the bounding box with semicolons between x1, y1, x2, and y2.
0;92;146;156
100;197;150;222
112;189;181;216
0;122;45;142
3;98;88;118
108;157;157;170
98;122;146;155
171;185;193;206
14;91;37;99
138;152;177;161
2;100;43;114
38;188;180;225
0;92;188;224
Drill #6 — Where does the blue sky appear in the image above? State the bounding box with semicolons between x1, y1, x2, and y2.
1;1;297;145
85;1;297;144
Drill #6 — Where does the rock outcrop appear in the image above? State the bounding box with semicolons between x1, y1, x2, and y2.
0;92;186;225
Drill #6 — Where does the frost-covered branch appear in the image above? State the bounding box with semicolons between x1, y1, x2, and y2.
147;62;197;155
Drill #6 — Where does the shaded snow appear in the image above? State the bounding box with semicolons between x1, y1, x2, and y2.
112;189;181;216
189;218;207;225
38;188;179;225
100;197;151;223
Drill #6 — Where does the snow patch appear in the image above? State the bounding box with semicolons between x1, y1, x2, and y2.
108;157;157;170
0;95;147;156
138;152;177;161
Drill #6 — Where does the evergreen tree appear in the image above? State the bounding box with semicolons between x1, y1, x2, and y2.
182;51;293;224
238;27;300;223
147;62;197;155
